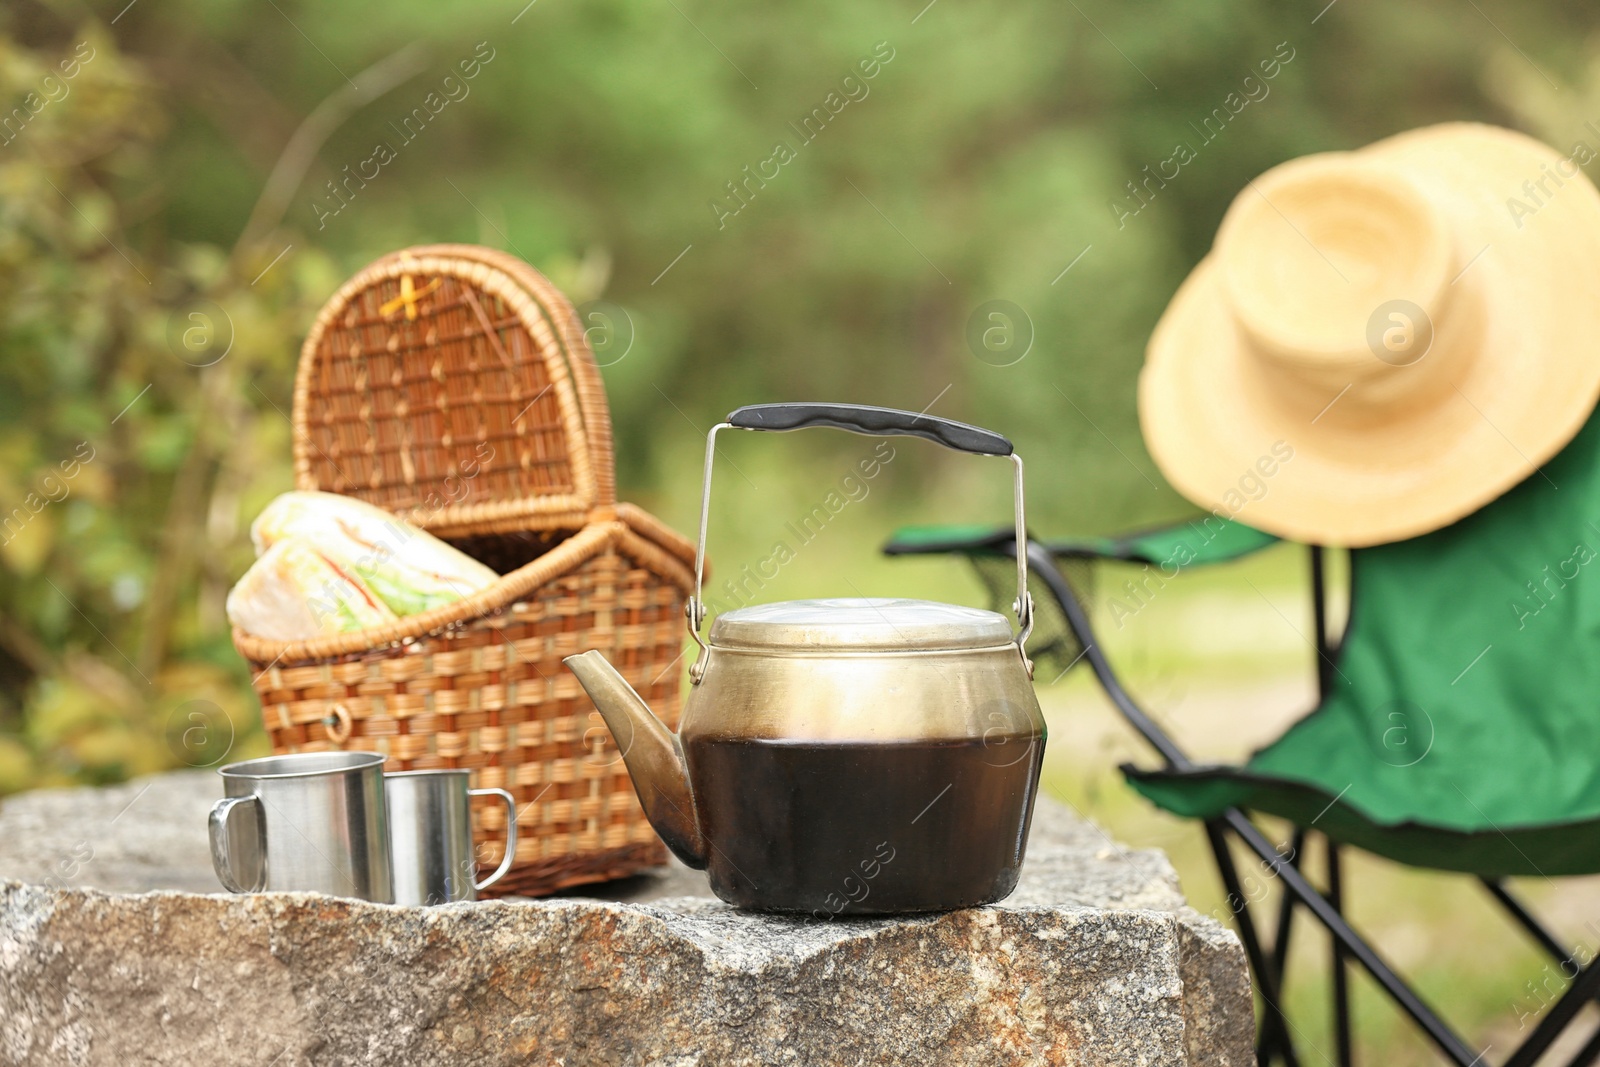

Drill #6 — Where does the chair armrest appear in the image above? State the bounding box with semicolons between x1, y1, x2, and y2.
1051;517;1279;567
883;518;1279;567
882;524;1017;556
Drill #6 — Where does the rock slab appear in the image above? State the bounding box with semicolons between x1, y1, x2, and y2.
0;772;1254;1066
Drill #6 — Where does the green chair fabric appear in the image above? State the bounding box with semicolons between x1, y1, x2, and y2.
1129;409;1600;877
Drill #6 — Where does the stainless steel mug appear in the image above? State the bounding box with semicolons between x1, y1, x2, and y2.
209;751;393;902
385;770;517;905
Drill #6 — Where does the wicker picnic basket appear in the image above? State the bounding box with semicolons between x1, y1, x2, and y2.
231;244;695;896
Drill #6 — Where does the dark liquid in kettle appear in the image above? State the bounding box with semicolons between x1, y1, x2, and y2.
684;734;1045;915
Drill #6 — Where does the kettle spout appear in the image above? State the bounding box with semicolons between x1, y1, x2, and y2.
563;650;708;869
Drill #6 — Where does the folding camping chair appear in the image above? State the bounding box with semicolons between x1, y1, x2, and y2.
884;408;1600;1066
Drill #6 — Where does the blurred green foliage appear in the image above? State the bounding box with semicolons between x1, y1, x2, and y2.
0;0;1597;799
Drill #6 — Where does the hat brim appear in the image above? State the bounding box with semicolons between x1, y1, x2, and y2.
1140;123;1600;547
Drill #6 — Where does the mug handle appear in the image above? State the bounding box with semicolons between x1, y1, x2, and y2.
469;788;518;892
209;795;267;893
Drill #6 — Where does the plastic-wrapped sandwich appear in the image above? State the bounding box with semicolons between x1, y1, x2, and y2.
227;491;500;640
226;538;396;640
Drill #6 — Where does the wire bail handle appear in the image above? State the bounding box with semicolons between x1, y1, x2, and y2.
685;403;1033;683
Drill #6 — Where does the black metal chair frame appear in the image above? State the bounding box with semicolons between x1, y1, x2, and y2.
895;535;1600;1066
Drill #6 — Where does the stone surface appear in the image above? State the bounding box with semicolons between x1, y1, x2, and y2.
0;772;1254;1066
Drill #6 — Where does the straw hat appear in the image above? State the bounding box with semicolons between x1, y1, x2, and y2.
1139;122;1600;547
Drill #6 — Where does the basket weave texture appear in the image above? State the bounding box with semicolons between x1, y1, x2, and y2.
232;245;694;897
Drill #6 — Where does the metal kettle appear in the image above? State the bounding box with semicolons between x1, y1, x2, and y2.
564;403;1046;915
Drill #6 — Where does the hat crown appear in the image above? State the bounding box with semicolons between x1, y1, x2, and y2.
1217;155;1456;399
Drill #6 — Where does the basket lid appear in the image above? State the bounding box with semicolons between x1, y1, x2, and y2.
292;244;615;538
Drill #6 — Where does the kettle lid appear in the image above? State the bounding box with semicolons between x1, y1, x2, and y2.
708;597;1014;652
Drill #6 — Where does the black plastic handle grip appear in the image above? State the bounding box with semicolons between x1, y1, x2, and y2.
726;403;1013;457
